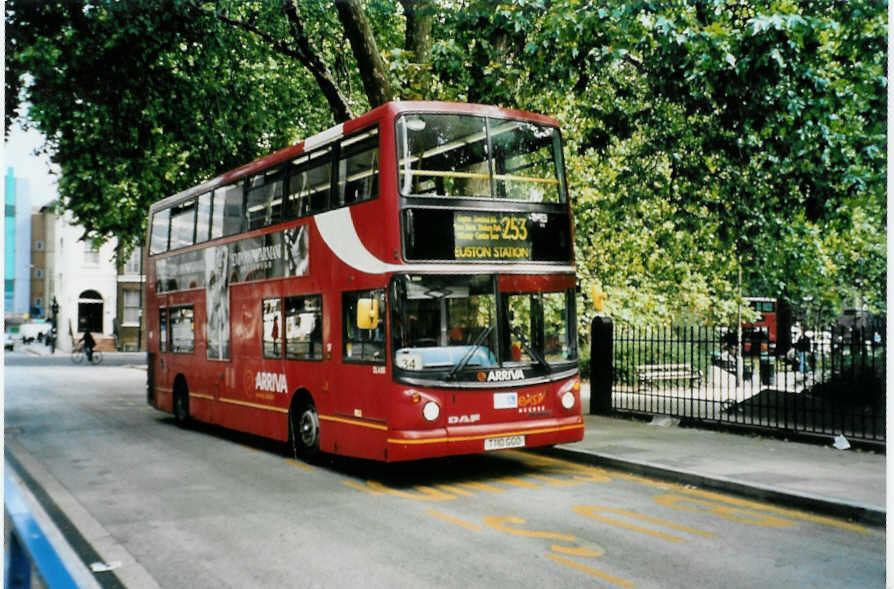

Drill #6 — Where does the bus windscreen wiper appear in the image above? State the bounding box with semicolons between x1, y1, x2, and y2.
447;326;494;380
510;326;552;373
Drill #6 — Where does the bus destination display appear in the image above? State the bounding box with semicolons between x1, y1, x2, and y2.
453;212;531;261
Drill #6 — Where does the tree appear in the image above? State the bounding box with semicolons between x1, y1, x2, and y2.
6;0;885;324
4;0;416;246
490;1;886;321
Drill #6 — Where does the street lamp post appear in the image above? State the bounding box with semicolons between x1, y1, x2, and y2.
50;297;59;354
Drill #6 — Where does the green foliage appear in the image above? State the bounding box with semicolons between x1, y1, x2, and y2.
5;0;886;325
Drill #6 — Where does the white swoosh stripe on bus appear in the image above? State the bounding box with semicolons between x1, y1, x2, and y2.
312;207;576;276
314;208;397;274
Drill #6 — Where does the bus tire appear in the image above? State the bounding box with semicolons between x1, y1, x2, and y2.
173;378;190;427
290;397;319;459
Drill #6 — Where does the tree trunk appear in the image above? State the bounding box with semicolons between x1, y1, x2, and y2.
400;0;434;64
336;0;393;108
281;0;354;123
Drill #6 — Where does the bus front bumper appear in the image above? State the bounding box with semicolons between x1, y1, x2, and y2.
384;415;585;462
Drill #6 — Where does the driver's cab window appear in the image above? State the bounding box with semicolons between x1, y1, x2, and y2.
343;289;386;363
504;294;534;363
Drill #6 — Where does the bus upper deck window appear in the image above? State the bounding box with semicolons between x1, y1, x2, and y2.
149;208;171;255
287;148;331;219
336;129;379;207
169;199;196;250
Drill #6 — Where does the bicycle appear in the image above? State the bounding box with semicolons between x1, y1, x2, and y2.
71;343;103;365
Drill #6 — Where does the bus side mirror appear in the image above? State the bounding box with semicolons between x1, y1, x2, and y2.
357;298;379;329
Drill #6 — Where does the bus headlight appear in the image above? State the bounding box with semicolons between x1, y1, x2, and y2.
422;401;440;422
561;391;576;410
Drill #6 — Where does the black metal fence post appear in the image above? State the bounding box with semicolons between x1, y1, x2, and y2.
590;316;613;415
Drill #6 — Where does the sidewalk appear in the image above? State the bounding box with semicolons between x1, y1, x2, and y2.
17;342;147;365
556;411;886;526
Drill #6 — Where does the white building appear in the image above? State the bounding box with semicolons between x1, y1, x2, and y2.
43;207;118;352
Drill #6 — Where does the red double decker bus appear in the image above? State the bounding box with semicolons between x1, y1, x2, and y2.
145;101;583;462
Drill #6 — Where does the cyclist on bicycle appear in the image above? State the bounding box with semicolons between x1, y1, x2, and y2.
79;331;96;363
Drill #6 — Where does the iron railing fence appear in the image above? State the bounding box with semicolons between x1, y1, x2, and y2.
610;323;886;443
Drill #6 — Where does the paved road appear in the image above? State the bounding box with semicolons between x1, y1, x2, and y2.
3;362;884;588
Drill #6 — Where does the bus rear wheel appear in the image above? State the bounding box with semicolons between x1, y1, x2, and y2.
290;401;319;459
173;383;190;426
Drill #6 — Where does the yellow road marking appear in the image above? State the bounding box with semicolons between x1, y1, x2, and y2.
508;451;870;535
548;554;635;588
285;458;313;471
573;505;714;542
653;494;797;528
675;487;869;534
531;474;583;488
342;480;383;496
459;481;504;494
482;516;575;541
424;509;482;532
494;476;540;489
364;481;456;501
550;543;604;557
436;484;476;497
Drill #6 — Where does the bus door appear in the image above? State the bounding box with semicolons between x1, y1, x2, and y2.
330;288;389;458
154;303;171;410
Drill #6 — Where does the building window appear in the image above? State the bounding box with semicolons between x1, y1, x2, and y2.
35;240;44;251
123;290;141;325
124;248;142;275
84;247;100;266
34;268;44;279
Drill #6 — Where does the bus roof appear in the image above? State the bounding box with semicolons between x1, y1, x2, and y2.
148;101;560;213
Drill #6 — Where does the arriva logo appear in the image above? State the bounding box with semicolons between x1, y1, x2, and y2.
255;371;288;394
484;368;525;383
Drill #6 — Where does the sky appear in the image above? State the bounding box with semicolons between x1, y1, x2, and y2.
4;122;59;208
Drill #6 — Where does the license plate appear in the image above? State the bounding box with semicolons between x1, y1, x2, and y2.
484;435;525;451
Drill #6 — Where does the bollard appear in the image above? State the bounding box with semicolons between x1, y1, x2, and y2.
590;316;613;414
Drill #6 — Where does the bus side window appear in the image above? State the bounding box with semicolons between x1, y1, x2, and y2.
285;294;322;361
263;298;282;359
196;192;212;243
214;183;244;237
343;289;385;363
169;198;197;250
336;129;378;207
287;148;332;219
246;168;284;231
159;307;168;353
170;306;195;354
150;208;171;255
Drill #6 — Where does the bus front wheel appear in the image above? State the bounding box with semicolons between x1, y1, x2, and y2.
290;400;319;459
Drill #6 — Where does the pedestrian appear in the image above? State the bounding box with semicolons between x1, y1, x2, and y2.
80;331;96;363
